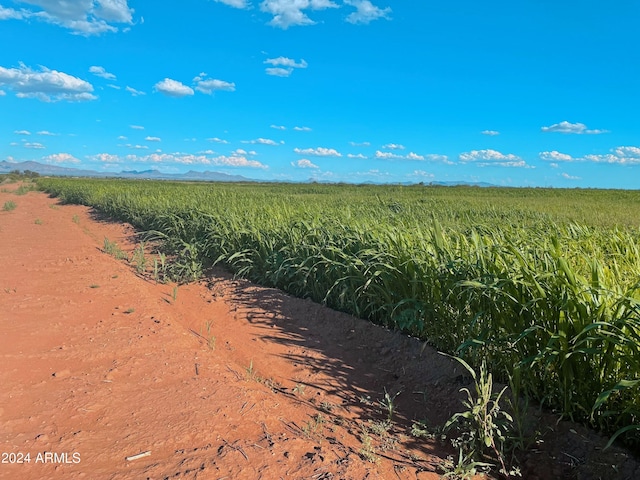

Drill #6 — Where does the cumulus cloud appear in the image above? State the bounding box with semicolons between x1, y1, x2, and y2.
375;150;403;159
271;124;286;130
350;141;370;147
481;130;500;136
14;130;31;135
541;121;608;135
232;148;256;156
43;152;80;163
344;0;391;24
459;149;528;167
292;159;319;169
411;170;435;179
37;130;57;136
0;6;26;20
382;143;405;150
561;173;581;180
294;146;342;157
539;150;574;162
244;138;280;146
130;124;144;130
125;152;267;168
264;56;308;77
347;153;367;159
154;78;194;97
213;0;250;7
89;65;116;80
293;126;311;131
4;0;135;35
122;144;149;150
24;142;45;149
145;136;161;142
90;153;121;163
213;155;267;168
0;63;96;102
193;73;235;94
207;137;229;144
540;148;640;165
125;86;145;96
406;152;425;161
260;0;339;29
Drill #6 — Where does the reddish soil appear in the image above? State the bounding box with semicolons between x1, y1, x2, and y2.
1;186;639;480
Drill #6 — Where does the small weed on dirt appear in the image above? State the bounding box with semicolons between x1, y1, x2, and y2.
3;201;17;211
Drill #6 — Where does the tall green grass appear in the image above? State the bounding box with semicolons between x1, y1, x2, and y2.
37;178;640;442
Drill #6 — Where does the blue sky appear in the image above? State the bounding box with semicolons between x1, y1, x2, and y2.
1;1;639;188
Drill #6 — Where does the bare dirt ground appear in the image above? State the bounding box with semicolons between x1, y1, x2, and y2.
1;186;639;480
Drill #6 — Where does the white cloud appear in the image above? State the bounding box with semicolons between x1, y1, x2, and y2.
265;67;294;77
244;138;279;145
459;149;528;167
293;126;311;131
43;152;79;163
344;0;391;25
549;163;559;168
90;153;121;163
6;0;134;35
0;6;26;20
292;159;319;169
294;147;342;157
539;150;574;162
264;56;308;77
481;130;500;136
406;152;425;161
265;56;308;68
213;0;250;7
130;152;266;169
459;149;520;162
350;141;370;147
14;130;31;135
382;143;405;150
347;153;367;159
125;86;145;96
541;121;608;135
375;150;403;159
117;135;127;140
561;173;581;180
145;136;161;142
207;137;229;144
0;89;5;96
271;124;286;130
425;154;452;163
193;74;236;94
540;147;640;165
122;144;149;150
37;130;57;136
260;0;339;29
154;78;194;97
410;170;435;179
0;63;96;102
24;142;45;149
130;124;144;130
89;65;116;80
213;155;267;168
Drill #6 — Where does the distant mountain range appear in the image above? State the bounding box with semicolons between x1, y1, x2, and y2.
0;161;252;182
2;160;496;187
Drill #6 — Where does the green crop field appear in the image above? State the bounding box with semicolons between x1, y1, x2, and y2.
37;177;640;444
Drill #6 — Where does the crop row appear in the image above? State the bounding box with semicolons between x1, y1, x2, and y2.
37;178;640;443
